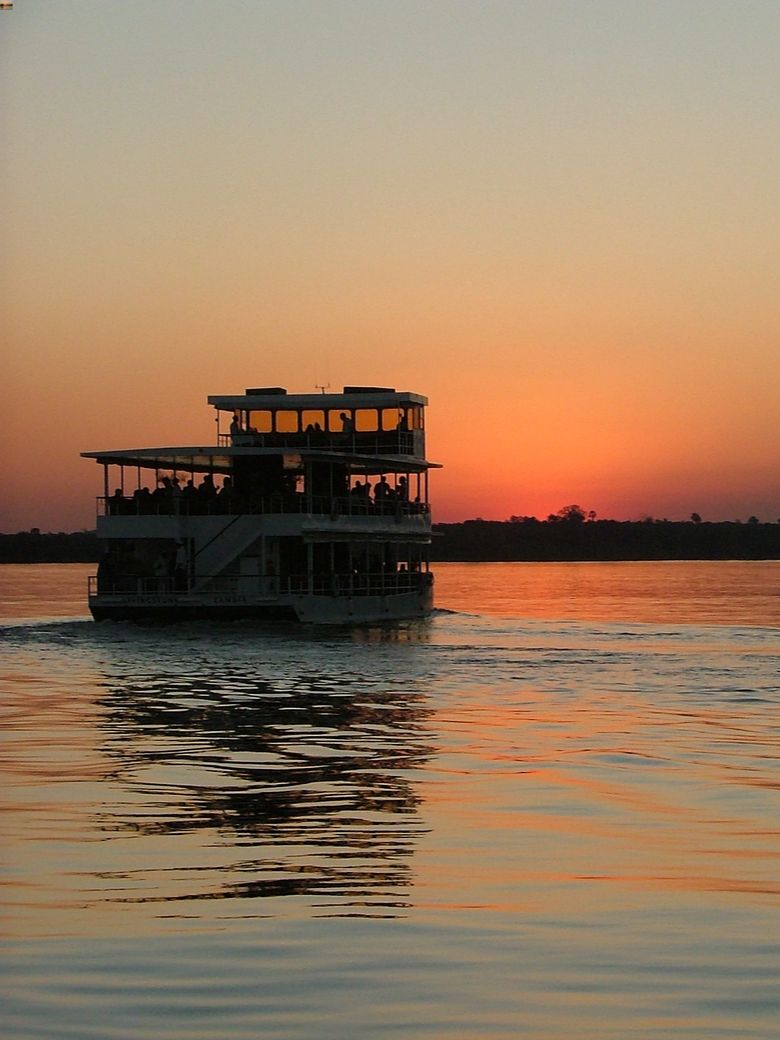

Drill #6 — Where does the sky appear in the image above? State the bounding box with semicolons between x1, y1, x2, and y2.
3;0;779;531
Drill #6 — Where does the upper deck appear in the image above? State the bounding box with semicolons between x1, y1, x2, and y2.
208;385;428;460
81;385;439;516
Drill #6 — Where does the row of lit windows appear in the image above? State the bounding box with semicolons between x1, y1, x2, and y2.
227;405;424;435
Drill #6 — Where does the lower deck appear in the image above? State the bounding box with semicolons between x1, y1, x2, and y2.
88;576;434;625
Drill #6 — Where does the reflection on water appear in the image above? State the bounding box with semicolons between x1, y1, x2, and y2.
0;612;439;932
95;662;435;913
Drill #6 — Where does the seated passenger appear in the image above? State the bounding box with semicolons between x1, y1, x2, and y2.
152;477;174;514
217;476;234;513
350;481;367;512
373;475;391;511
133;486;152;514
174;541;188;590
198;474;217;507
181;479;198;513
153;552;171;591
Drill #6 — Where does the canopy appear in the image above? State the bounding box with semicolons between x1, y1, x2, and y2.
81;445;440;474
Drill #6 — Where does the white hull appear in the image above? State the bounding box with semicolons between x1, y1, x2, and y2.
89;585;433;625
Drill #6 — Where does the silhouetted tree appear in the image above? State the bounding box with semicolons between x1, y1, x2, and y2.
690;512;702;524
556;504;586;524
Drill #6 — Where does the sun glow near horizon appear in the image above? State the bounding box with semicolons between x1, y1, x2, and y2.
3;2;779;531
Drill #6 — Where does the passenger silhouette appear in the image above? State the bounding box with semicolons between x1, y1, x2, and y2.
374;475;391;511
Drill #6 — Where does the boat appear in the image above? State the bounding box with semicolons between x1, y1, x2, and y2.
81;385;440;624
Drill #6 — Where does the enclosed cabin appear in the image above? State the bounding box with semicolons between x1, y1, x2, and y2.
205;385;432;517
211;386;427;459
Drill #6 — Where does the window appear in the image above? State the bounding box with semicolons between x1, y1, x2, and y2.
249;410;272;433
355;408;378;432
302;409;325;431
275;410;299;434
328;409;351;432
382;407;402;431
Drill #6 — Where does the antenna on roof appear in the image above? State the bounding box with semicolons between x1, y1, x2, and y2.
315;383;330;394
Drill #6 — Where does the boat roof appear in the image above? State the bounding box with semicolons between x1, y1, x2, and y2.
81;445;440;474
208;387;427;410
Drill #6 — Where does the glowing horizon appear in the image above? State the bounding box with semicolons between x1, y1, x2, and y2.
4;2;779;532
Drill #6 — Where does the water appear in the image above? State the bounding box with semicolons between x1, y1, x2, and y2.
1;561;779;1039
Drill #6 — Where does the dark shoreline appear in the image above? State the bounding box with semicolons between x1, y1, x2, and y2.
0;531;101;564
2;520;780;564
431;519;780;562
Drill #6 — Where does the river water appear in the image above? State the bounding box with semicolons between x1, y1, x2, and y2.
1;561;779;1039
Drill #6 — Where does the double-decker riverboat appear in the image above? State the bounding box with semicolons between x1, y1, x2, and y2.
82;385;439;624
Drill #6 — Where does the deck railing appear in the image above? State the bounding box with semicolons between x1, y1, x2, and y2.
216;430;416;455
98;493;428;519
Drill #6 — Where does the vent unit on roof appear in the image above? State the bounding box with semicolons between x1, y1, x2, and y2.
244;387;287;395
343;386;396;394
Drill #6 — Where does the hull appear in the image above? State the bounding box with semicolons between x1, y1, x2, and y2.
89;584;433;626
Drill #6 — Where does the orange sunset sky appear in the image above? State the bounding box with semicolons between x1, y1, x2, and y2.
3;1;779;532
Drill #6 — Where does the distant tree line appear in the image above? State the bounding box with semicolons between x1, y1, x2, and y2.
432;507;780;562
3;509;780;563
0;529;100;563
